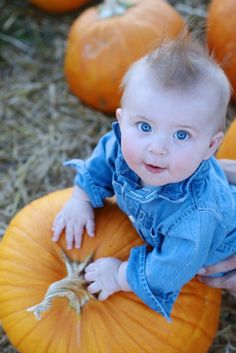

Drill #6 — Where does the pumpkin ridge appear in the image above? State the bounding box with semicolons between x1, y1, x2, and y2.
91;300;139;353
3;223;58;261
112;300;164;352
1;309;45;349
180;317;213;352
43;304;77;353
0;249;63;279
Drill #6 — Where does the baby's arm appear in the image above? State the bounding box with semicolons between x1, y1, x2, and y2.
52;185;95;249
218;159;236;184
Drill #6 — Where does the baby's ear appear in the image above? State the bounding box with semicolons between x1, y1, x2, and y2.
116;108;122;122
205;131;224;159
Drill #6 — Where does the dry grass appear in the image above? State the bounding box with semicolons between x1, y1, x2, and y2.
0;0;236;352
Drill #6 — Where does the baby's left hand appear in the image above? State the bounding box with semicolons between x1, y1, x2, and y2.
84;258;130;301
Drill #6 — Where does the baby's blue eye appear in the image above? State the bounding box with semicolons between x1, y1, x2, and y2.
137;122;152;133
174;130;189;141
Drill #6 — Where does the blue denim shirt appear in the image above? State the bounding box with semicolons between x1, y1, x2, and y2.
65;122;236;320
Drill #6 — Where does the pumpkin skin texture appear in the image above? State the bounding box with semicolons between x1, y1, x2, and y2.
29;0;88;13
207;0;236;100
0;189;221;353
64;0;185;113
216;118;236;159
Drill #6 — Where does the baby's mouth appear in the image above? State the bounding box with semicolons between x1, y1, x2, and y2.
145;163;167;173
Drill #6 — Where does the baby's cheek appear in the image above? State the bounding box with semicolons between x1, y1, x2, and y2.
172;154;200;179
122;139;138;164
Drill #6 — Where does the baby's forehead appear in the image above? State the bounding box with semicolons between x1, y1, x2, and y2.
124;66;217;106
123;73;223;130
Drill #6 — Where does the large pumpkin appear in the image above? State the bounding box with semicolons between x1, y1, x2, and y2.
0;190;221;353
64;0;184;113
29;0;88;13
207;0;236;100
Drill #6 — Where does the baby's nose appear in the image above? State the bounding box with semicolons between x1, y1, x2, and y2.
148;139;167;155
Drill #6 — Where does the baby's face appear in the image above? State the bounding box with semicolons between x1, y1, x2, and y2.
117;79;223;187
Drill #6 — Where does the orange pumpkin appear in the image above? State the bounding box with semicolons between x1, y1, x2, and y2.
207;0;236;100
64;0;184;113
29;0;88;13
216;119;236;159
0;189;221;353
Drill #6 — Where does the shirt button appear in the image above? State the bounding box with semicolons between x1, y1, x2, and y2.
128;215;135;223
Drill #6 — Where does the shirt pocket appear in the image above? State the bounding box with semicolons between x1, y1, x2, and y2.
149;227;164;249
137;210;162;247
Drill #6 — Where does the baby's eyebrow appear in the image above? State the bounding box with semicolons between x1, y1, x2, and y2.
130;115;153;123
175;124;198;132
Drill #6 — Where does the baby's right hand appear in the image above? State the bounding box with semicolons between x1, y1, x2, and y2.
52;196;95;249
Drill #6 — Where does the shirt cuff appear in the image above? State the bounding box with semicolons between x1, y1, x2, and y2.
64;159;107;208
126;245;179;321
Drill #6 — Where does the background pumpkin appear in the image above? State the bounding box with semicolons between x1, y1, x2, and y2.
29;0;88;13
0;189;221;353
64;0;184;113
207;0;236;101
216;119;236;159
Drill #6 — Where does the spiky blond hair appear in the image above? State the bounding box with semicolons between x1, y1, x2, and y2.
121;33;231;130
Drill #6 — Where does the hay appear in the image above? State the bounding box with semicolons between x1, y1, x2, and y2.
0;0;236;352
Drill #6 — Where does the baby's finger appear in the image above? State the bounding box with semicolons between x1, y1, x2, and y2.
65;222;74;249
52;212;64;230
87;281;102;294
52;218;65;242
98;290;109;301
86;218;95;237
73;223;84;249
84;271;97;282
85;263;96;272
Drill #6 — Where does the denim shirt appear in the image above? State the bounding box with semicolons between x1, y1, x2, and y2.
65;122;236;320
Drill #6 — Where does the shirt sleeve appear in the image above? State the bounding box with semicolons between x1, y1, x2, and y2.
126;211;224;320
64;130;118;207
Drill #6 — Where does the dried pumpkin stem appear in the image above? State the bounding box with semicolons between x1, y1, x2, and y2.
27;251;95;320
98;0;136;19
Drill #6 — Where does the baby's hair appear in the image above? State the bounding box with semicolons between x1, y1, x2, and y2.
121;31;231;130
148;35;212;88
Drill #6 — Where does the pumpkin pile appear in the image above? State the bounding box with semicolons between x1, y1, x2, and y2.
29;0;236;113
207;0;236;101
0;189;221;353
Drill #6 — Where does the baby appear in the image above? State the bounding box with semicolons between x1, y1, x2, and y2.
52;35;236;320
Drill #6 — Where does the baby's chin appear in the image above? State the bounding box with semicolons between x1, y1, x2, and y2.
139;174;188;188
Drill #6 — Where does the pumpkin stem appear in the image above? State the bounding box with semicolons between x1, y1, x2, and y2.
27;251;95;320
98;0;136;19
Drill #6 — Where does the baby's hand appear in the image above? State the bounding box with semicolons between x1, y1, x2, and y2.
84;258;130;300
52;190;95;249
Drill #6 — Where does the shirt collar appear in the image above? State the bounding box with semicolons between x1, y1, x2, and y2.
156;160;210;202
112;121;121;143
128;160;211;203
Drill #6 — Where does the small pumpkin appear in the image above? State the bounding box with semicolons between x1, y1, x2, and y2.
29;0;88;13
207;0;236;100
0;189;221;353
216;118;236;159
64;0;184;113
